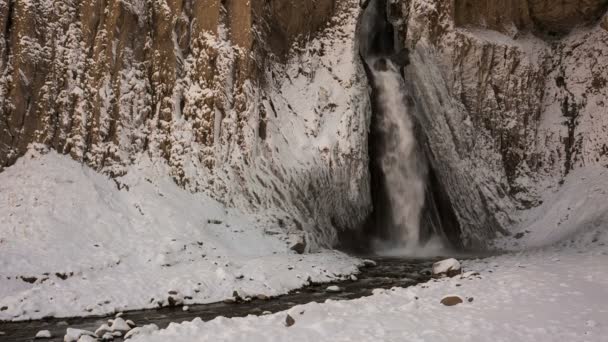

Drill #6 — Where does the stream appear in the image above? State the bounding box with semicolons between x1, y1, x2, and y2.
0;257;439;341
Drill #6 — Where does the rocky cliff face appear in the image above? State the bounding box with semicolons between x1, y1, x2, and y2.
2;0;606;250
393;0;608;247
0;0;371;249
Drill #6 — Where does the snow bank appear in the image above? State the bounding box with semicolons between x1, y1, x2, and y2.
498;166;608;250
0;149;359;321
130;245;608;342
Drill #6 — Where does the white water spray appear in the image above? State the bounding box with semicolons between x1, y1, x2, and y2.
372;58;428;251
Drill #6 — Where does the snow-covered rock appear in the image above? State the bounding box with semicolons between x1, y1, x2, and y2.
110;317;131;333
326;285;343;293
63;328;95;342
124;324;159;340
432;259;462;278
35;330;52;339
362;259;377;267
94;324;112;337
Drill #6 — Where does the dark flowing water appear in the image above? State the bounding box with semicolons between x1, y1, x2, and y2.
0;257;438;342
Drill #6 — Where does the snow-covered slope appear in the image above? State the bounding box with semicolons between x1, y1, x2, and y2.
130;244;608;342
0;148;360;321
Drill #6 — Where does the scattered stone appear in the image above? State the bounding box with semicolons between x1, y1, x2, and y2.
0;331;5;335
262;311;272;315
21;276;38;284
350;275;358;281
57;321;69;326
182;306;189;312
64;328;96;342
126;320;136;328
115;312;124;318
110;317;131;332
35;330;52;339
514;232;526;239
256;294;269;300
468;297;474;303
0;306;8;311
232;290;243;302
285;314;295;327
432;259;462;278
112;331;122;337
326;285;342;293
440;295;464;306
289;235;307;254
95;324;112;337
362;259;377;267
223;297;236;304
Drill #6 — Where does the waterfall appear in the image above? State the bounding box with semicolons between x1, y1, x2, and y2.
370;58;428;251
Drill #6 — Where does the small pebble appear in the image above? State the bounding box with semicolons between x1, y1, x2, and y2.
183;306;189;311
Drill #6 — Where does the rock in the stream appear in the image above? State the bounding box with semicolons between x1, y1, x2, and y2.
35;330;52;339
183;306;190;311
285;314;296;327
95;324;112;337
110;317;131;333
362;259;377;267
440;295;464;306
326;285;343;293
432;259;462;278
64;328;96;342
350;275;358;281
256;294;269;300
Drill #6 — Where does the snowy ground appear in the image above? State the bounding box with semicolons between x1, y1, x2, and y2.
126;165;608;342
0;148;360;321
130;245;608;342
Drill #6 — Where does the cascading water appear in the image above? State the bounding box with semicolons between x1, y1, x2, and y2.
371;58;427;250
355;0;456;256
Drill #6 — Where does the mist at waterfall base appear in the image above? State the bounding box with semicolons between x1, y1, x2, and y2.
369;58;446;258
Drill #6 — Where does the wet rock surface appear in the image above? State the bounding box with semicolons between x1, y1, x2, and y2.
0;257;438;342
